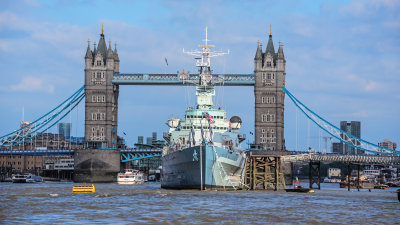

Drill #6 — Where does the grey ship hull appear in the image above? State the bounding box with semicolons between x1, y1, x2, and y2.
161;145;246;189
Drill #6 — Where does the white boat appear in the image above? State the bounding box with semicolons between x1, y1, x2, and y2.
362;167;380;179
117;169;144;185
12;173;43;183
323;177;331;183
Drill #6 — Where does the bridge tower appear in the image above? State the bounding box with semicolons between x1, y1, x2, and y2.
254;28;286;151
84;26;120;149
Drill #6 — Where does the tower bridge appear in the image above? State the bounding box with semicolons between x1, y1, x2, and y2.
83;27;284;152
1;26;399;184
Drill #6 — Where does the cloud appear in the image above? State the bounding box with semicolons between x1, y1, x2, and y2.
340;0;400;17
11;76;55;93
0;11;91;62
332;110;369;119
345;74;382;92
23;0;41;7
0;41;9;51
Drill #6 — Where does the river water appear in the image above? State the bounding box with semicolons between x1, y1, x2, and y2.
0;182;398;224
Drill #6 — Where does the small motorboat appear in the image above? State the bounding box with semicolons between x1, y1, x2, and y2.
374;184;389;190
286;186;314;193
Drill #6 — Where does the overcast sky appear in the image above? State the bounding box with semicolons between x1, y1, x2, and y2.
0;0;399;151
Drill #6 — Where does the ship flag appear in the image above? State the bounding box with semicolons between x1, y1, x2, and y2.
165;57;168;66
204;112;215;124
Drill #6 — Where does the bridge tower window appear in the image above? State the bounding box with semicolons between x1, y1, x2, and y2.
262;114;267;122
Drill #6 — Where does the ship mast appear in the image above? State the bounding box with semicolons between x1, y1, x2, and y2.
183;27;229;109
183;26;229;86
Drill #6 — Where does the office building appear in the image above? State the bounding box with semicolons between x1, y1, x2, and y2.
378;139;397;151
58;122;71;138
340;121;362;154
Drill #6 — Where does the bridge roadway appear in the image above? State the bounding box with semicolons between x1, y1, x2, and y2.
112;73;255;86
2;149;400;165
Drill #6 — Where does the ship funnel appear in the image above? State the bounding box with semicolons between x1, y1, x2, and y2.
230;116;242;129
168;118;180;128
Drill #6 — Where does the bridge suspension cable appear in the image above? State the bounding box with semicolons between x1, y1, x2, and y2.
0;86;85;149
283;87;399;155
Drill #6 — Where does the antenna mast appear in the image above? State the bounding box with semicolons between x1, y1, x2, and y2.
183;26;229;85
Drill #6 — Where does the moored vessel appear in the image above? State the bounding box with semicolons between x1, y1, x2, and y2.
12;173;43;183
117;169;145;185
161;28;247;190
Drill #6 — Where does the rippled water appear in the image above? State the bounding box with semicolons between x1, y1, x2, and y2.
0;182;399;224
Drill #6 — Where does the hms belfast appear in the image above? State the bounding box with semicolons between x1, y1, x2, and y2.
161;28;247;190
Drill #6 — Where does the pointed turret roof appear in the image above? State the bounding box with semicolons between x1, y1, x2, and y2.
265;34;275;60
277;42;285;60
107;40;114;58
85;40;92;59
114;42;119;61
93;41;97;57
254;41;262;60
96;26;107;61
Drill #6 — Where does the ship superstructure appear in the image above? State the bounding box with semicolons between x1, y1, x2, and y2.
161;27;246;190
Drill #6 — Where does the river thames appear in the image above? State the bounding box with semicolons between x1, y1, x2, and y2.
0;182;398;224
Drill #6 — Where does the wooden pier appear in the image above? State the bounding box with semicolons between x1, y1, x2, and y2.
244;151;289;190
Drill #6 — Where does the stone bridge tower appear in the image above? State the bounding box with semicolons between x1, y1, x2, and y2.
84;26;120;149
254;29;286;151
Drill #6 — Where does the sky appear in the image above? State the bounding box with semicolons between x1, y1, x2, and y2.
0;0;399;151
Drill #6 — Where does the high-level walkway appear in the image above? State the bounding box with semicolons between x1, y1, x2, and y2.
112;73;255;86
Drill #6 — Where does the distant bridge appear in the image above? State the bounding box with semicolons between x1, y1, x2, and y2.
281;153;400;164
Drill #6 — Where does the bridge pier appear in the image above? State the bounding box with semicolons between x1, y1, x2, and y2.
309;161;321;189
244;151;289;190
73;149;120;183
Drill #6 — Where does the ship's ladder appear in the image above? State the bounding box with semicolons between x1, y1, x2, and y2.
211;145;238;191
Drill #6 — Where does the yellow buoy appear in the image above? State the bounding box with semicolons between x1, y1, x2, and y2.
72;184;95;193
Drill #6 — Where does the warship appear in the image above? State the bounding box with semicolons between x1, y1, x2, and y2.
161;28;247;190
